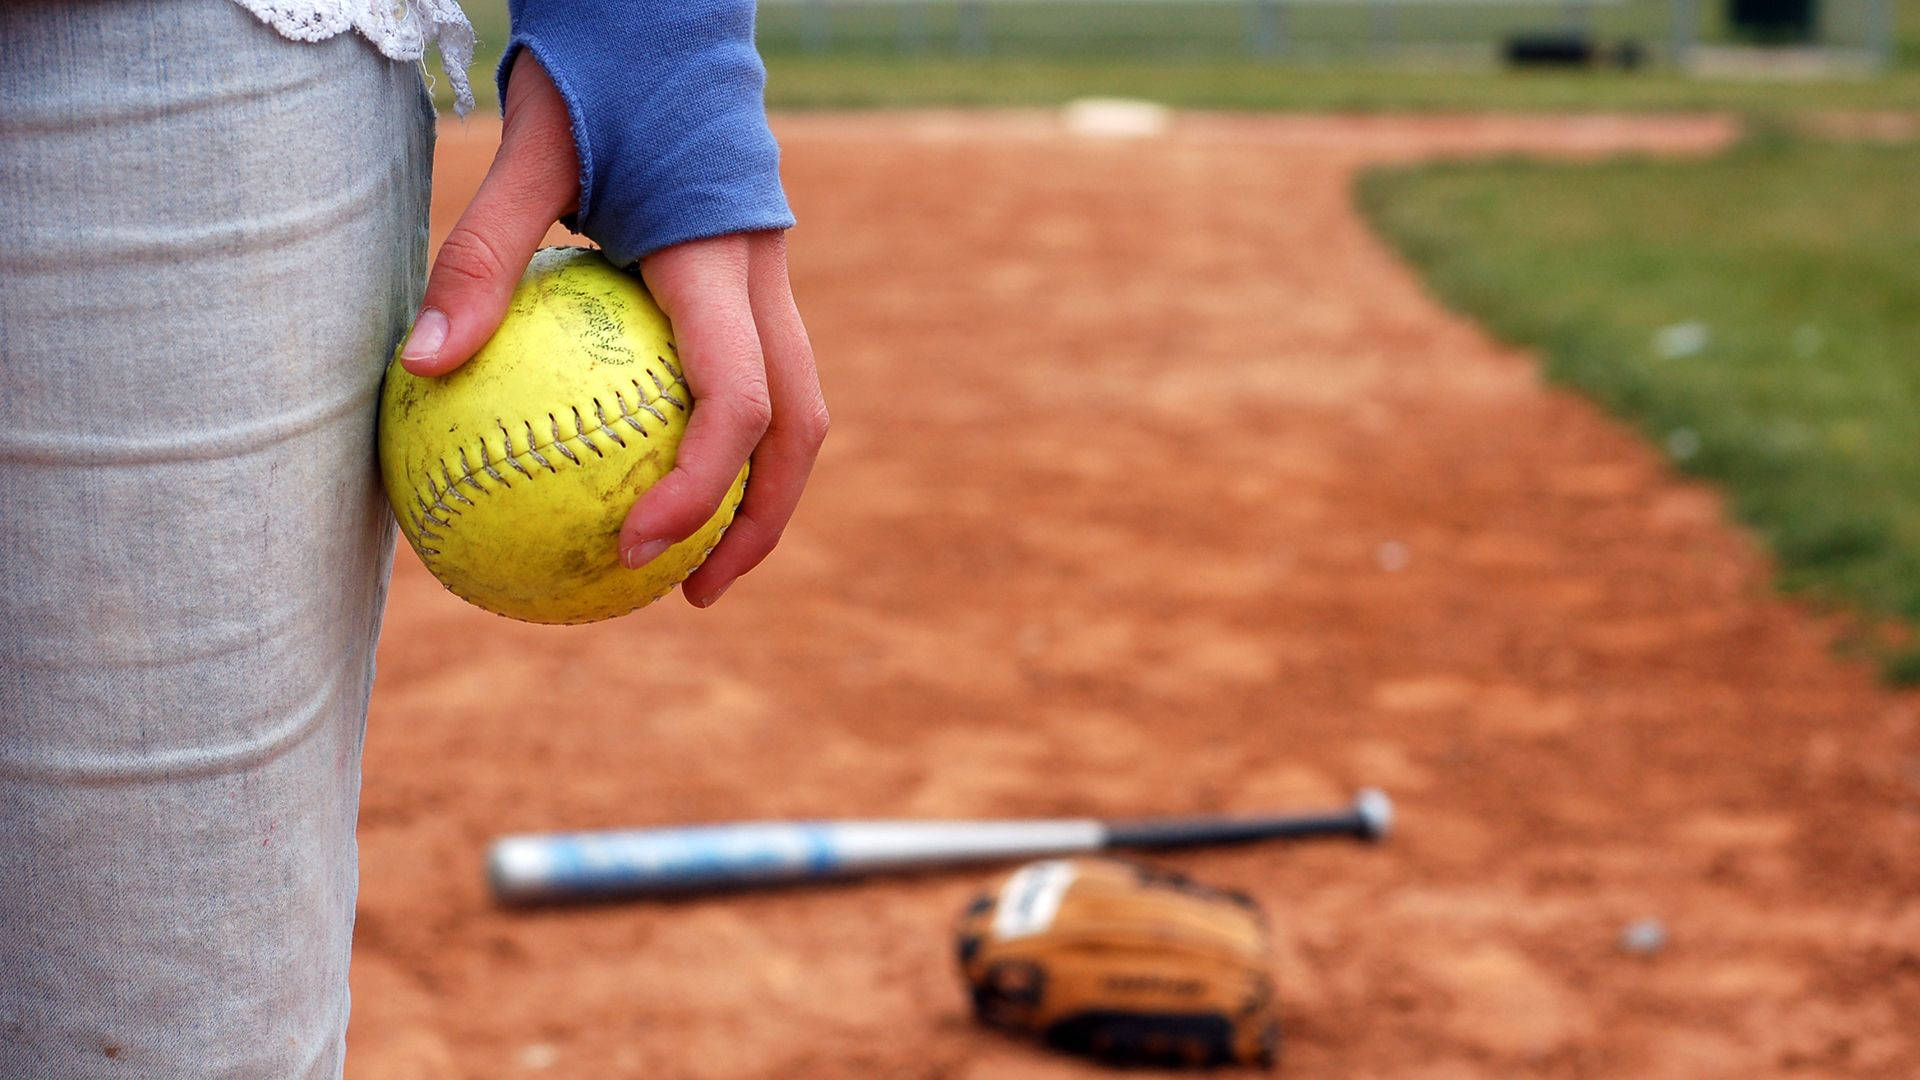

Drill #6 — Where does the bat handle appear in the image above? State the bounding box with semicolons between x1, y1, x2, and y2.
1104;789;1393;848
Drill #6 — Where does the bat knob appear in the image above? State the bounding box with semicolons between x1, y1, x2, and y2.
1352;788;1393;841
488;836;555;905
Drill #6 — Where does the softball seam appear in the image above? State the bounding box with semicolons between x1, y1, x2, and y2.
404;358;690;564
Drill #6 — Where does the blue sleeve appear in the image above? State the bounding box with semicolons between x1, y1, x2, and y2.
498;0;796;268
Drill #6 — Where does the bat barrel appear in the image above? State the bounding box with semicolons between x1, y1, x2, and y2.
489;819;1105;904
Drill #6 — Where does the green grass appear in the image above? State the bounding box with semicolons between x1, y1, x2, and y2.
760;57;1920;111
753;0;1686;56
1358;135;1920;679
432;0;1920;114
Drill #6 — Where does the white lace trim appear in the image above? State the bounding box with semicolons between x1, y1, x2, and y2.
228;0;477;114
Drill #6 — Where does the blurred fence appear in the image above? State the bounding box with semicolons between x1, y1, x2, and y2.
756;0;1898;69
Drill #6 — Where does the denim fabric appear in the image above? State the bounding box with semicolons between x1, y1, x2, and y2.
0;3;433;1075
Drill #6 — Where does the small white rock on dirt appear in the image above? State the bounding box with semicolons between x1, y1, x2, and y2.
1620;918;1670;956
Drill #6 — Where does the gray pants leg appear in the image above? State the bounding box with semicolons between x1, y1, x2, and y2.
0;2;433;1075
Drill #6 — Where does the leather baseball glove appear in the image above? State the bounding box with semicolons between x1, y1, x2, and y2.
955;857;1279;1069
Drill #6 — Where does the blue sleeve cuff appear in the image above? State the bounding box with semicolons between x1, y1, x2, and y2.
500;0;796;268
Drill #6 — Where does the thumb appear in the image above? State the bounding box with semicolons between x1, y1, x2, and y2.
400;53;579;377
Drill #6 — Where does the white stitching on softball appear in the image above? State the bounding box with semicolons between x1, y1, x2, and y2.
403;359;692;566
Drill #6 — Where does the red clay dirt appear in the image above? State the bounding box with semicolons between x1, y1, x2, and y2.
347;113;1920;1079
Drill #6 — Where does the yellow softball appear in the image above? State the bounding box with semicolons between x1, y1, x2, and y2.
378;246;746;624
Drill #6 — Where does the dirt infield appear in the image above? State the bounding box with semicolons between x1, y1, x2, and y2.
348;113;1920;1079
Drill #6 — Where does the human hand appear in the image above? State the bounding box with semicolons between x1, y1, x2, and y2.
400;51;826;608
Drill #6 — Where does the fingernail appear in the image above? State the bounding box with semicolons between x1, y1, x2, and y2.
400;308;449;363
693;580;733;608
622;538;671;569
